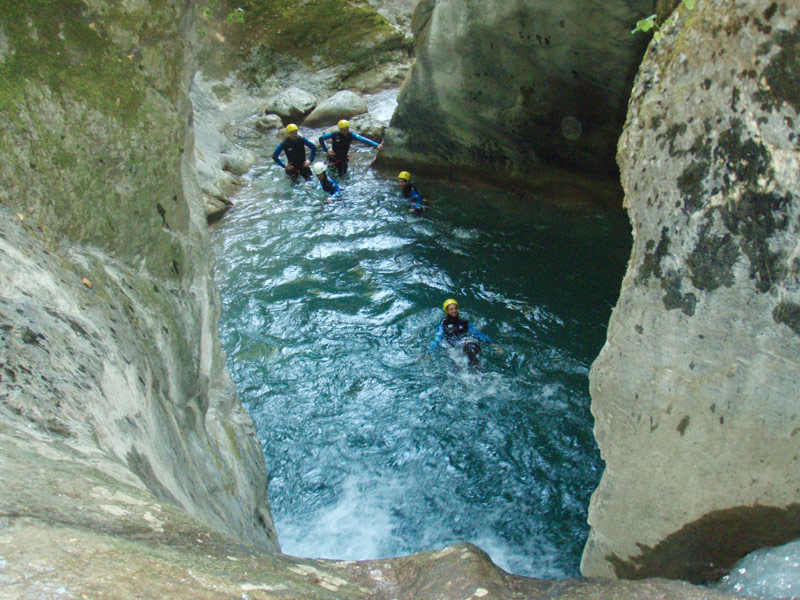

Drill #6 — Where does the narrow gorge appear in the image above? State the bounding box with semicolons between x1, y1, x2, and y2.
1;1;798;599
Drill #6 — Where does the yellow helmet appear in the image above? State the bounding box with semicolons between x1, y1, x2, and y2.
286;123;298;133
398;171;411;181
338;119;350;130
443;298;458;312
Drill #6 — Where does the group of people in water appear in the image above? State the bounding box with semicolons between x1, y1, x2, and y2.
271;120;496;365
272;120;428;214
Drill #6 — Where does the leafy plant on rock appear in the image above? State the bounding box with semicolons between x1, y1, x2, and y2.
632;0;696;42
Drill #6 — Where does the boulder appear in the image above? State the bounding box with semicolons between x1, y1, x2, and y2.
349;113;387;142
263;86;317;124
255;113;284;133
581;0;800;583
303;90;369;128
378;0;652;189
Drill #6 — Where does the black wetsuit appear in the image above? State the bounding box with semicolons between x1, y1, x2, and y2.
319;174;340;197
402;183;425;213
318;131;380;176
273;136;316;180
429;315;492;365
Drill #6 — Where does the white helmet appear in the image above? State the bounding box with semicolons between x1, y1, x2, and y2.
312;162;326;175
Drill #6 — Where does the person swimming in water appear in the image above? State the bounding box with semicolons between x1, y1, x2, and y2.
312;161;340;200
428;298;495;366
397;171;428;214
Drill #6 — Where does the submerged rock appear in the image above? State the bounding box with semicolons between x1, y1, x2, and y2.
582;0;800;584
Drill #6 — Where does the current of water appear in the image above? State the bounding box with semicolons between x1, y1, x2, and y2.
210;144;631;578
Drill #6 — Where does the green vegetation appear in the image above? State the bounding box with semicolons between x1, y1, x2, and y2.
202;0;245;23
633;0;696;42
0;1;145;121
197;0;407;83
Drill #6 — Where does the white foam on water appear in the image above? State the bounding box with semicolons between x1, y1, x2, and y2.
276;476;393;560
715;539;800;599
471;530;570;580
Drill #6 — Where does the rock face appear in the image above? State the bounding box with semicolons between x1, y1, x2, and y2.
263;86;318;124
304;90;369;127
379;0;654;191
0;0;278;552
582;0;800;583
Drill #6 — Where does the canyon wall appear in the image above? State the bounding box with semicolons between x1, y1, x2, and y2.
0;0;278;551
582;0;800;583
378;0;654;199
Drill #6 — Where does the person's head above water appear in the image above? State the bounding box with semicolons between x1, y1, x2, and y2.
286;123;299;138
443;298;459;318
398;171;410;187
338;119;350;132
312;162;327;177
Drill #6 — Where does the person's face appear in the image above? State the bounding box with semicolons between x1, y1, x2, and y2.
316;172;325;180
288;130;299;140
340;127;349;135
445;303;459;318
398;178;407;188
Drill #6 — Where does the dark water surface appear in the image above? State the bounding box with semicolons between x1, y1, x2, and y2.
210;150;631;578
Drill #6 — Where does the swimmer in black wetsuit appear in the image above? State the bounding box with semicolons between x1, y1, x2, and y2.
318;119;382;177
272;123;316;181
397;171;428;214
428;298;495;366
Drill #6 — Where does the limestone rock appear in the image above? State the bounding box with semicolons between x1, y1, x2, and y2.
350;113;388;142
191;73;265;218
0;0;777;598
582;0;800;583
304;90;369;128
378;0;653;189
263;86;317;124
0;0;278;552
256;113;285;132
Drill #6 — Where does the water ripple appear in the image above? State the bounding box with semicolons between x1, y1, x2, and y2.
211;154;631;578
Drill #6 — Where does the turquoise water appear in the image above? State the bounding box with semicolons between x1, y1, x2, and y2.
210;148;631;578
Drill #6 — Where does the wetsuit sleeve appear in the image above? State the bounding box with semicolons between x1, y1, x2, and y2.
272;140;286;168
319;132;334;152
409;185;425;211
352;132;380;148
428;323;444;352
332;178;341;197
467;323;492;343
303;137;317;162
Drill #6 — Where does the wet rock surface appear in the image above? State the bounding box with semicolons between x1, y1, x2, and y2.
583;0;800;583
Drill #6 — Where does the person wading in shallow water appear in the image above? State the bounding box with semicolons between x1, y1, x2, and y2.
272;123;316;181
397;171;428;214
312;162;340;200
428;298;497;366
318;119;382;177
